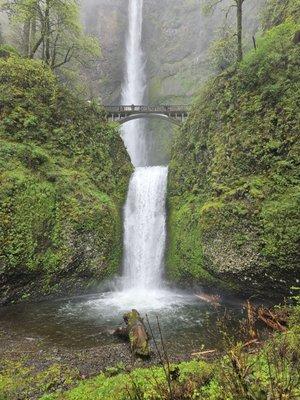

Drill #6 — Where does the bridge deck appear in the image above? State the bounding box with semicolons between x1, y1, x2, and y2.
104;105;189;125
104;105;189;115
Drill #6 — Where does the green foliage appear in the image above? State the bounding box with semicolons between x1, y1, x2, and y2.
167;20;300;294
261;0;300;30
26;313;300;399
0;44;19;58
0;360;79;400
207;26;237;72
0;57;132;302
204;327;300;400
1;0;100;94
2;0;100;65
39;361;213;400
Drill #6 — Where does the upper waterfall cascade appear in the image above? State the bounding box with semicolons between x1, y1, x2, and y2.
121;0;147;168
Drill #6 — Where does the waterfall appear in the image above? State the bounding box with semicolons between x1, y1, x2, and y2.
120;0;168;293
63;1;188;313
121;0;147;167
123;166;168;289
60;1;199;315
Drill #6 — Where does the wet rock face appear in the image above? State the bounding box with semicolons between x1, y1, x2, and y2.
81;0;127;103
143;0;264;104
144;0;214;104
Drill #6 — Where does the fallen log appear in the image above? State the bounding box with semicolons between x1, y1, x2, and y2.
114;309;150;357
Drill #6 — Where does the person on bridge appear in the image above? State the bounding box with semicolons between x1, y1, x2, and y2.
131;104;135;111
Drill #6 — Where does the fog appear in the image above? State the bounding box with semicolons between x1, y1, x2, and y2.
76;0;265;105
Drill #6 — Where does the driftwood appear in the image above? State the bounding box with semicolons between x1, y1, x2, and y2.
241;339;259;349
195;293;221;307
257;307;287;333
114;309;150;357
191;349;217;357
246;300;259;340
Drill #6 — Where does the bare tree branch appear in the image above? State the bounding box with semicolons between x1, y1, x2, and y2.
52;45;74;69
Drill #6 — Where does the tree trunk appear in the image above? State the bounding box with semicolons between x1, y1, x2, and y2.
31;13;37;55
23;20;31;57
236;0;243;62
30;36;44;59
44;0;50;64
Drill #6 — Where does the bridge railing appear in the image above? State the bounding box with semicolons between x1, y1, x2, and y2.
104;105;189;113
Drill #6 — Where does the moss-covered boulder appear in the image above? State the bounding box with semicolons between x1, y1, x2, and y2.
167;21;300;296
0;57;132;304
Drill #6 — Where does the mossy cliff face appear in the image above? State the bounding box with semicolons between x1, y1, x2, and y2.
80;0;127;103
0;57;132;304
143;0;264;105
167;21;300;296
142;0;264;167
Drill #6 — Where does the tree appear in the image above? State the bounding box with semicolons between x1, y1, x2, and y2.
203;0;247;62
208;25;237;72
1;0;100;69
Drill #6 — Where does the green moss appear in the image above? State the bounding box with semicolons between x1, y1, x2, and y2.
167;196;215;284
167;20;300;295
260;187;300;270
0;57;132;303
0;359;79;400
39;360;213;400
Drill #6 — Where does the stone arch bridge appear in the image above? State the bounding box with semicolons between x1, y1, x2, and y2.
104;105;189;126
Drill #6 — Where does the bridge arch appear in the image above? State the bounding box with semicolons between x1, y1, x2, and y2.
104;105;188;126
118;113;181;126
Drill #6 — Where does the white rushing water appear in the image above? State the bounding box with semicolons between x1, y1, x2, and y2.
122;166;168;290
121;0;147;167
